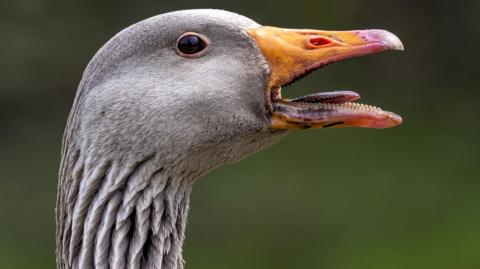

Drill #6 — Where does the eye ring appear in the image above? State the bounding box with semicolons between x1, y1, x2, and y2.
175;32;210;58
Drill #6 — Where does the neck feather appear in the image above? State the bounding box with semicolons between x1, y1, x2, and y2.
56;151;193;269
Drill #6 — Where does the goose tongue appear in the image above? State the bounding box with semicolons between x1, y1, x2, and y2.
290;90;360;104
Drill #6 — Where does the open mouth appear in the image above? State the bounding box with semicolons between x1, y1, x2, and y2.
268;76;402;129
248;26;404;130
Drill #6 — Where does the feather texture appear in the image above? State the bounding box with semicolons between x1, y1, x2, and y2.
56;9;285;269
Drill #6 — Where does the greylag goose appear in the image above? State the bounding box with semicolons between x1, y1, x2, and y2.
56;9;403;269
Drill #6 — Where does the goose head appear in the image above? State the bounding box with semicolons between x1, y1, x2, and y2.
72;9;402;167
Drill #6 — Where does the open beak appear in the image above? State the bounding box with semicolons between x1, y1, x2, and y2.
247;26;404;129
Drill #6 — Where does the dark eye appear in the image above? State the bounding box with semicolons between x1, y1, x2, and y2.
176;33;208;57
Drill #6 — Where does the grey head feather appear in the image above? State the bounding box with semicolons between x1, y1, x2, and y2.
56;9;286;269
71;8;275;161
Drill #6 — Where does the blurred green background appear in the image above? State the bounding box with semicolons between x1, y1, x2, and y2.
1;0;479;268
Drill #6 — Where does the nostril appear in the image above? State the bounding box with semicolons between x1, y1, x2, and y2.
308;37;332;47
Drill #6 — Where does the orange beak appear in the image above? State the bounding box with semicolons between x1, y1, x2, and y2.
247;26;404;130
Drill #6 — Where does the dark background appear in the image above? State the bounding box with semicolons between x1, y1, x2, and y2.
1;0;479;268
